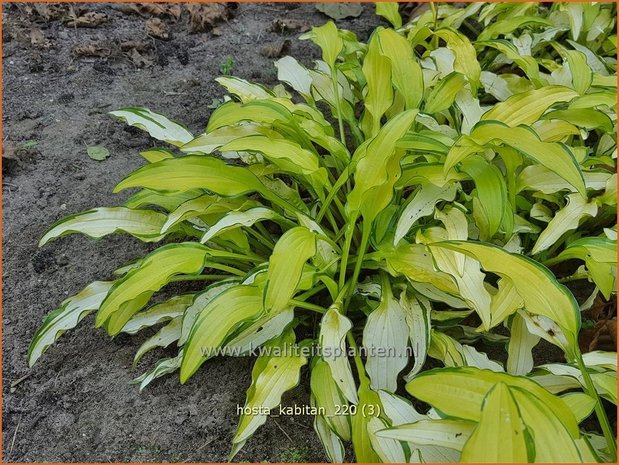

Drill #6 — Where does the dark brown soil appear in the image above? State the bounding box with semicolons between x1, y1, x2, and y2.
1;3;381;462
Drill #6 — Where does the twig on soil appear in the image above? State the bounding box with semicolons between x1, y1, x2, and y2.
8;416;21;459
273;418;293;443
10;373;32;392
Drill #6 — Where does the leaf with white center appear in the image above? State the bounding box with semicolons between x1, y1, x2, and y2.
394;182;457;245
401;292;431;381
378;391;426;425
352;380;381;462
432;241;581;358
320;306;358;404
506;313;539;376
181;284;264;383
216;76;273;102
134;317;182;364
180;124;274;155
314;408;345;463
583;351;618;371
265;227;316;314
377;419;475;451
121;295;193;335
481;85;577;127
132;351;182;392
363;279;409;392
28;281;113;367
461;382;529;462
40;207;168;246
490;278;524;326
275;56;313;99
434;28;481;92
201;207;284;244
562;392;596;423
368;417;406;463
232;330;307;449
109;107;193;147
517;165;611;194
532;194;598;254
226;308;294;355
424;72;467;115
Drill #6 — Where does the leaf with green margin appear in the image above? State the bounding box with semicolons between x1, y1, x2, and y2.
406;366;580;437
300;22;342;70
320;306;358;404
180;124;273;155
311;358;352;441
181;284;264;383
424;72;467;115
121;294;194;335
460;382;529;462
225;308;294;355
509;386;582;461
477;16;551;41
478;40;545;87
469;121;586;197
480;86;578;127
352;381;381;462
140;148;174;163
40;207;168;246
201;207;286;244
96;243;213;334
109;107;193;147
367;416;406;463
532;194;598;254
28;281;113;367
313;403;345;462
543;108;614;132
134;317;182;364
231;330;307;449
132;350;182;392
206;100;293;132
215;76;273;102
265;227;316;314
506;313;539;376
430;241;581;358
401;292;432;381
434;28;481;92
125;189;202;212
376;419;475;450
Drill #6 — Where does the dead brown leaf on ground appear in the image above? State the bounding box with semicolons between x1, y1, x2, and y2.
29;28;51;48
185;3;234;33
145;18;170;40
260;39;291;59
114;3;182;20
72;43;112;58
65;11;109;28
270;18;311;34
126;48;153;68
120;40;151;53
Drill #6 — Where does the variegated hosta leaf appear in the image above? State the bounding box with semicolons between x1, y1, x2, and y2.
367;416;406;462
362;278;409;392
431;241;581;359
434;28;481;93
121;294;194;335
95;243;214;335
134;316;182;364
231;330;307;456
311;358;352;441
180;284;264;383
351;380;382;462
506;313;540;376
40;207;168;246
319;305;358;404
28;281;113;367
428;330;503;373
201;207;285;244
109;107;193;147
401;292;432;381
313;403;345;463
225;308;294;355
265;227;316;314
377;419;475;451
132;351;182;392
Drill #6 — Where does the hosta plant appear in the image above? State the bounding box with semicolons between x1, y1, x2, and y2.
31;2;617;463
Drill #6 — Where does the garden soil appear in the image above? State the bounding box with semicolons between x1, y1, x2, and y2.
1;3;384;462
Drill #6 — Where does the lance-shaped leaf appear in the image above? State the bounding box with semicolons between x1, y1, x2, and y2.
477;16;551;41
352;381;381;462
132;351;182;392
434;28;480;92
216;76;273;102
377;28;423;110
40;207;168;246
431;241;581;358
109;107;193;147
480;85;577;127
362;279;409;392
460;382;529;462
311;358;352;441
506;313;539;376
360;28;394;138
401;292;431;381
376;2;401;28
275;56;313;100
180;124;274;155
28;281;113;367
394;182;457;245
181;284;264;383
406;366;579;438
469;121;586;196
299;21;342;71
226;308;294;355
96;243;211;334
348;110;418;223
134;317;182;364
367;417;406;463
231;330;307;451
320;306;358;404
532;194;598;254
377;419;475;451
206;100;293;132
201;207;285;244
478;40;545;87
121;294;194;335
424;72;467;115
265;227;316;313
313;405;345;463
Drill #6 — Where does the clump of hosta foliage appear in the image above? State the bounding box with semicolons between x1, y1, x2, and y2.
31;2;617;463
